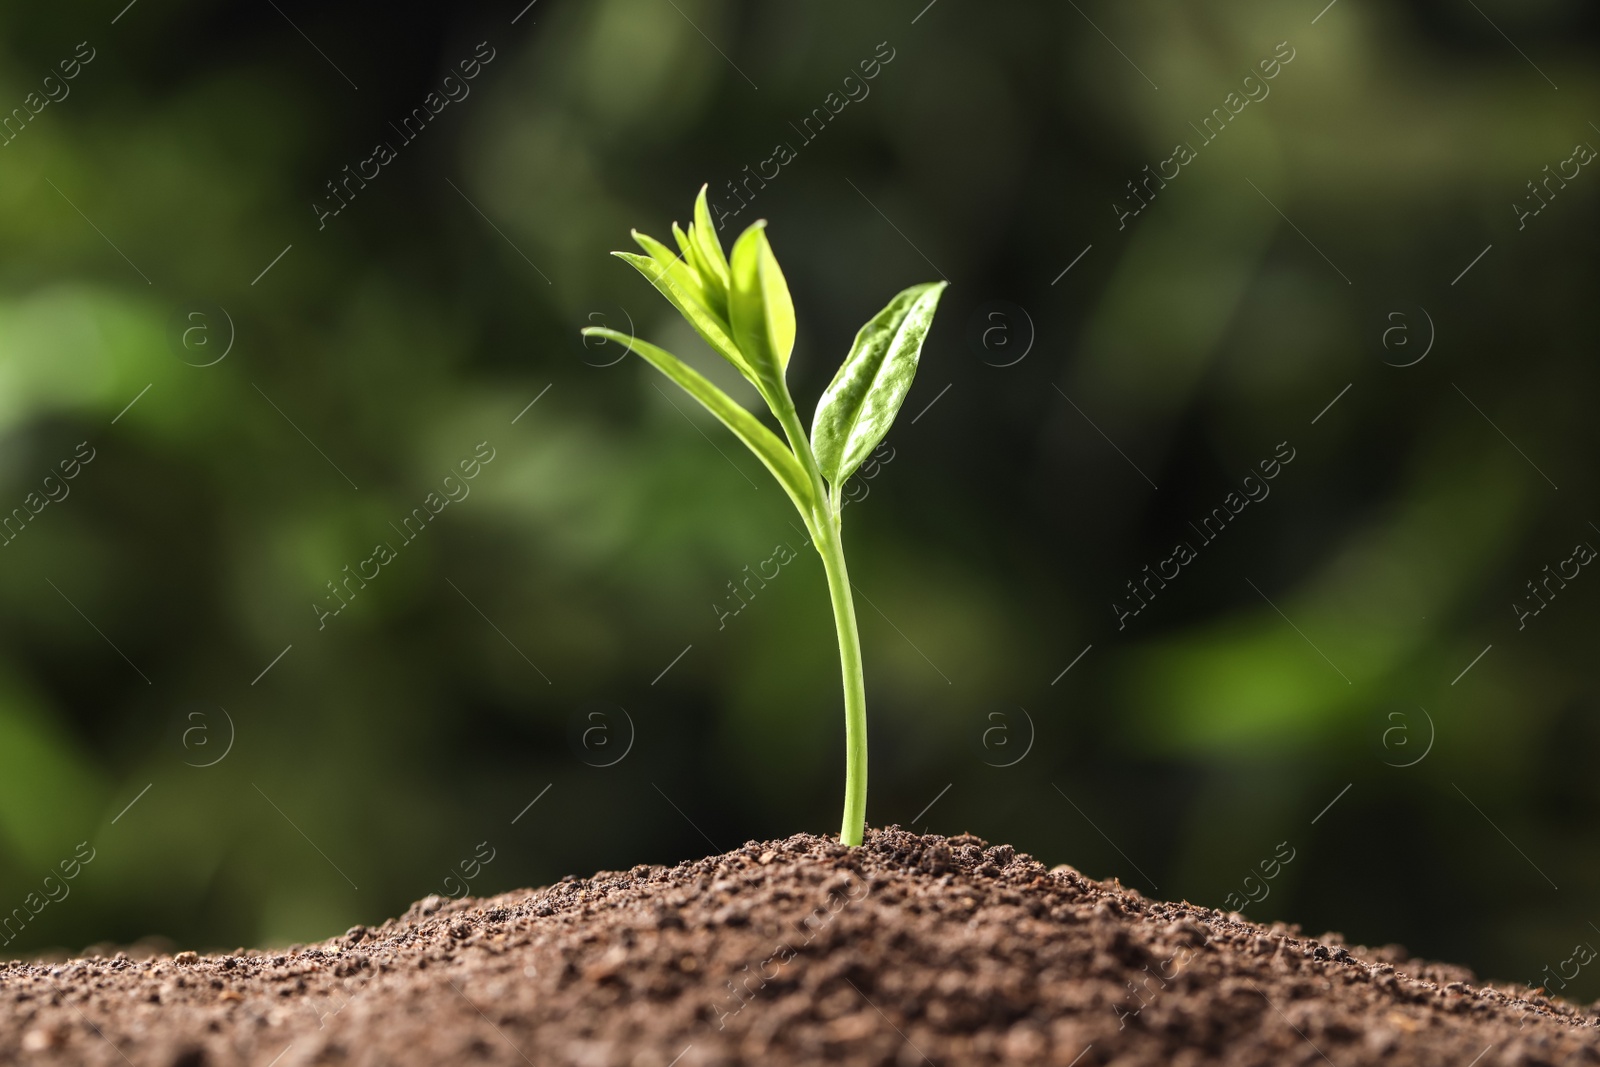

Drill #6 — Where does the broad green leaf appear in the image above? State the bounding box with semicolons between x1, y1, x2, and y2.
812;281;947;487
611;251;760;388
728;222;796;392
581;326;814;516
692;185;731;290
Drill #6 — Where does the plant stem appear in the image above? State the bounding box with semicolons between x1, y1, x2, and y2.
769;384;868;847
814;514;868;846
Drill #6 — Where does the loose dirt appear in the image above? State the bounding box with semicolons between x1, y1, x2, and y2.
2;827;1595;1065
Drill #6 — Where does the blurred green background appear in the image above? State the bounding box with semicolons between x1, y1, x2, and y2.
1;0;1597;1004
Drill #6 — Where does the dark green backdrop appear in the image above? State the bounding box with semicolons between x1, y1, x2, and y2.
0;0;1596;1006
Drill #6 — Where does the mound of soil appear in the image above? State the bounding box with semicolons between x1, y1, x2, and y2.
2;827;1596;1066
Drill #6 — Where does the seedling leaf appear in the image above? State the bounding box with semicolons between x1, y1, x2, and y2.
671;221;708;280
691;185;732;291
611;251;760;388
630;230;708;306
728;222;796;395
672;220;728;321
812;282;947;487
580;326;814;514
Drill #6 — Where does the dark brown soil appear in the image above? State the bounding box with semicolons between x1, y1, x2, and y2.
2;827;1596;1066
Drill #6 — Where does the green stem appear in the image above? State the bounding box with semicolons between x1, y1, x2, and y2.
815;516;867;846
769;383;868;847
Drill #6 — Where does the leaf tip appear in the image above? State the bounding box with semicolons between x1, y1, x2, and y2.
734;219;769;244
911;279;950;308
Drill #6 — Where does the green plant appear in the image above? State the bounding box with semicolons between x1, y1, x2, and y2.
583;187;946;847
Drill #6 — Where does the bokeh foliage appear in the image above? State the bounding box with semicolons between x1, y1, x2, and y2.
0;0;1597;1003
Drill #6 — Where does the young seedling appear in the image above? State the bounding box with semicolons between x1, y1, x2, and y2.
583;187;945;847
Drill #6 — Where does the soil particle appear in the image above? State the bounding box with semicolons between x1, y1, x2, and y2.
2;827;1597;1065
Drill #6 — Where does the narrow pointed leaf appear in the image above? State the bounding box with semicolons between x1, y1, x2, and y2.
812;281;947;486
671;222;702;273
581;326;814;515
611;251;761;388
692;186;731;290
631;230;709;306
728;222;796;392
674;221;728;320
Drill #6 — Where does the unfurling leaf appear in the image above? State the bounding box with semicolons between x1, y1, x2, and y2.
631;229;706;304
728;222;796;395
691;185;732;293
671;221;723;317
610;249;759;388
580;326;814;515
811;282;947;488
